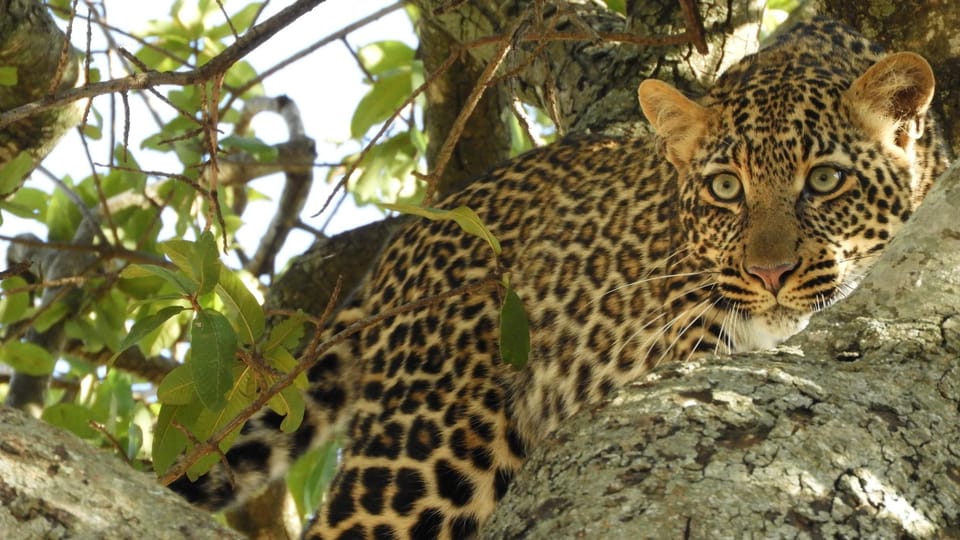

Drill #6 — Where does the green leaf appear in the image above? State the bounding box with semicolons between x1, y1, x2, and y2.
190;309;237;410
126;422;144;462
81;108;103;140
42;404;97;439
46;181;82;242
264;346;308;389
0;66;18;86
157;364;196;405
499;287;530;369
0;276;30;324
115;305;186;358
152;404;189;475
604;0;626;15
0;341;56;375
220;135;278;163
185;367;254;479
208;3;262;39
193;231;221;296
215;266;264;346
263;311;306;353
160;238;195;274
349;133;421;206
0;186;47;220
357;41;416;75
0;153;35;196
350;70;412;138
33;301;69;333
380;203;502;256
123;264;198;295
267;385;305;433
288;438;342;520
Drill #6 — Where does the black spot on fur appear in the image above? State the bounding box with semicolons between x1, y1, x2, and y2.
434;459;474;506
373;524;399;540
451;516;479;538
327;467;359;527
225;440;271;473
494;467;514;500
410;508;443;540
393;468;426;514
336;524;366;540
360;467;392;515
406;416;442;460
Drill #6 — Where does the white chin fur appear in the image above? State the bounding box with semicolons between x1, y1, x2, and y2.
733;311;810;352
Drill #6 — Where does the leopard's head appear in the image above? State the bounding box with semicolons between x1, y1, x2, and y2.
638;48;937;352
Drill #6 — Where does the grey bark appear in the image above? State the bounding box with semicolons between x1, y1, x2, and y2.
414;0;763;135
0;406;244;540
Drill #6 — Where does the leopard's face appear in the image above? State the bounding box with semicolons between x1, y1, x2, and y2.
641;47;939;353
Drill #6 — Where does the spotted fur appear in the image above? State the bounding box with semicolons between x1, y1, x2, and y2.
171;18;949;539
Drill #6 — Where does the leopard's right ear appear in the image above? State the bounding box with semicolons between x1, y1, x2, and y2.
638;80;710;168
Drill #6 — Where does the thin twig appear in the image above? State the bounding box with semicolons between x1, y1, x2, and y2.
422;18;520;203
0;0;328;129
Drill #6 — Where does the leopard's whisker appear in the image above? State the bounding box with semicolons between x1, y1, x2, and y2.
610;276;718;360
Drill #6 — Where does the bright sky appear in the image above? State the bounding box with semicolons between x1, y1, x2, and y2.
9;0;415;270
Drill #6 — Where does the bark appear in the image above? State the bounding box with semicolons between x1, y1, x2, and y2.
418;16;514;196
413;0;763;135
483;156;960;538
0;0;83;196
0;406;243;539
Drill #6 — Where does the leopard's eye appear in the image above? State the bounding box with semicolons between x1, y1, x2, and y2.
708;173;742;202
807;165;846;195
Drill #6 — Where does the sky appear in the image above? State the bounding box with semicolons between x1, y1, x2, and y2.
8;0;416;271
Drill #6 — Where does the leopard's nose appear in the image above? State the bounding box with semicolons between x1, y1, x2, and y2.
746;262;797;295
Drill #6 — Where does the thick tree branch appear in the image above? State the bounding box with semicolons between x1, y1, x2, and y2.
0;406;244;538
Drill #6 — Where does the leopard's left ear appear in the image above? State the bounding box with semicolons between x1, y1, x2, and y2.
846;52;935;150
638;79;710;169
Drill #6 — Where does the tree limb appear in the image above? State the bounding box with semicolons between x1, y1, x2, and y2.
0;406;244;539
0;0;328;131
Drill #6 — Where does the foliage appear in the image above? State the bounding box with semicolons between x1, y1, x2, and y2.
0;0;361;518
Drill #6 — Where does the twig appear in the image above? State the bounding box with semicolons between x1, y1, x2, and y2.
0;0;328;129
314;48;460;218
46;0;81;95
227;1;405;103
678;0;709;54
422;17;520;203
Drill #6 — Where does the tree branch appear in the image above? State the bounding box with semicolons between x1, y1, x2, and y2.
0;0;328;131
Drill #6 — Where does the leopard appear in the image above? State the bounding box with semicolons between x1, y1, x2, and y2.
171;17;949;540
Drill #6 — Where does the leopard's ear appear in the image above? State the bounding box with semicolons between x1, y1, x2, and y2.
846;52;935;150
638;79;710;168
